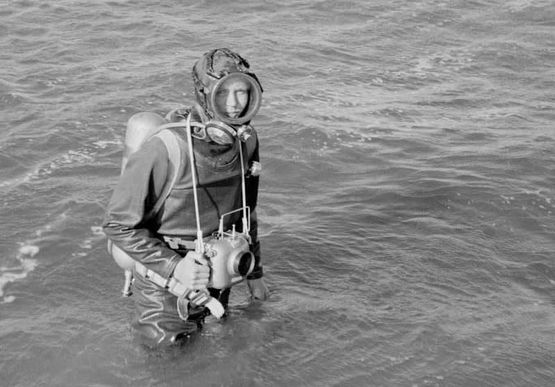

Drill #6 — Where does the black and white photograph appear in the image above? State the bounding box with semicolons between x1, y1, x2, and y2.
1;0;554;386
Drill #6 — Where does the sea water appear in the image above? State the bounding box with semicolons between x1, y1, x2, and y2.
1;0;554;386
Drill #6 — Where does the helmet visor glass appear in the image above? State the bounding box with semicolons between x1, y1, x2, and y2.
209;73;262;125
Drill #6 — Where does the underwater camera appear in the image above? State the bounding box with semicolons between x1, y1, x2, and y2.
202;208;255;289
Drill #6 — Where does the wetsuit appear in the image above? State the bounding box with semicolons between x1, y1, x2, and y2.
103;111;262;345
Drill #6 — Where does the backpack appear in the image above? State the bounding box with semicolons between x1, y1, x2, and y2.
108;111;181;296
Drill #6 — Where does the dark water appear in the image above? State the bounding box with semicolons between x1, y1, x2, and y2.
1;0;554;386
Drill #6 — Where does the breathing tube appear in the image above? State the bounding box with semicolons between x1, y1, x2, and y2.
184;113;251;249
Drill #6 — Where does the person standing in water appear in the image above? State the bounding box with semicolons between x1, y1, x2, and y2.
103;48;269;346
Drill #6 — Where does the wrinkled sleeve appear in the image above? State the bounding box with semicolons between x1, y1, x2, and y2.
246;135;263;279
103;138;181;279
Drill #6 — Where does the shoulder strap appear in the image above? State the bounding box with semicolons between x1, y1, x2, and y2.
245;128;258;160
147;129;181;218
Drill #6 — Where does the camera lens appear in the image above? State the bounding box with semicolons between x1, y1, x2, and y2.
235;251;254;276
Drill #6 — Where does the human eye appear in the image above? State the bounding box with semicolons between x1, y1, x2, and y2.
215;88;228;97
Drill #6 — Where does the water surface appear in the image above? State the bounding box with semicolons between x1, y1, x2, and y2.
1;1;554;386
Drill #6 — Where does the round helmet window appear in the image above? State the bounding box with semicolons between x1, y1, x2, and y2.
208;73;262;125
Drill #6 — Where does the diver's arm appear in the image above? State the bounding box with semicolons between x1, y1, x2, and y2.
246;218;268;300
245;135;263;279
244;135;268;300
103;138;181;279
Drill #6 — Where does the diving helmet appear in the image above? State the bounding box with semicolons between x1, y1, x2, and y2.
191;48;263;144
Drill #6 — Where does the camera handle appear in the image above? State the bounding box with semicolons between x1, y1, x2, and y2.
180;114;227;318
183;113;254;318
186;114;251;248
217;207;251;242
185;114;206;254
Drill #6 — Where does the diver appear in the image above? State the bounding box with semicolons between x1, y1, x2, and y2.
103;48;269;346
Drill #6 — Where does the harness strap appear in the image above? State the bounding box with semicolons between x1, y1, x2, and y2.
146;129;181;219
162;236;196;250
133;259;225;319
134;261;190;298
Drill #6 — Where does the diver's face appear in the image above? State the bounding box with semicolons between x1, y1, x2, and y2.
213;79;250;118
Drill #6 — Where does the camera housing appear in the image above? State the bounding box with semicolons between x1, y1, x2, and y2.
204;231;255;289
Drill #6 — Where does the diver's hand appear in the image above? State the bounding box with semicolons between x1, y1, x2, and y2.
247;278;269;301
173;251;210;290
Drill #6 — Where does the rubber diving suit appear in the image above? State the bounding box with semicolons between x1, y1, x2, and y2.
103;48;266;346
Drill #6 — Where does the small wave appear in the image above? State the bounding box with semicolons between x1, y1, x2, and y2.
0;149;94;189
74;226;106;257
25;149;95;182
0;212;72;302
0;243;39;303
0;91;26;107
92;139;121;149
0;137;122;190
